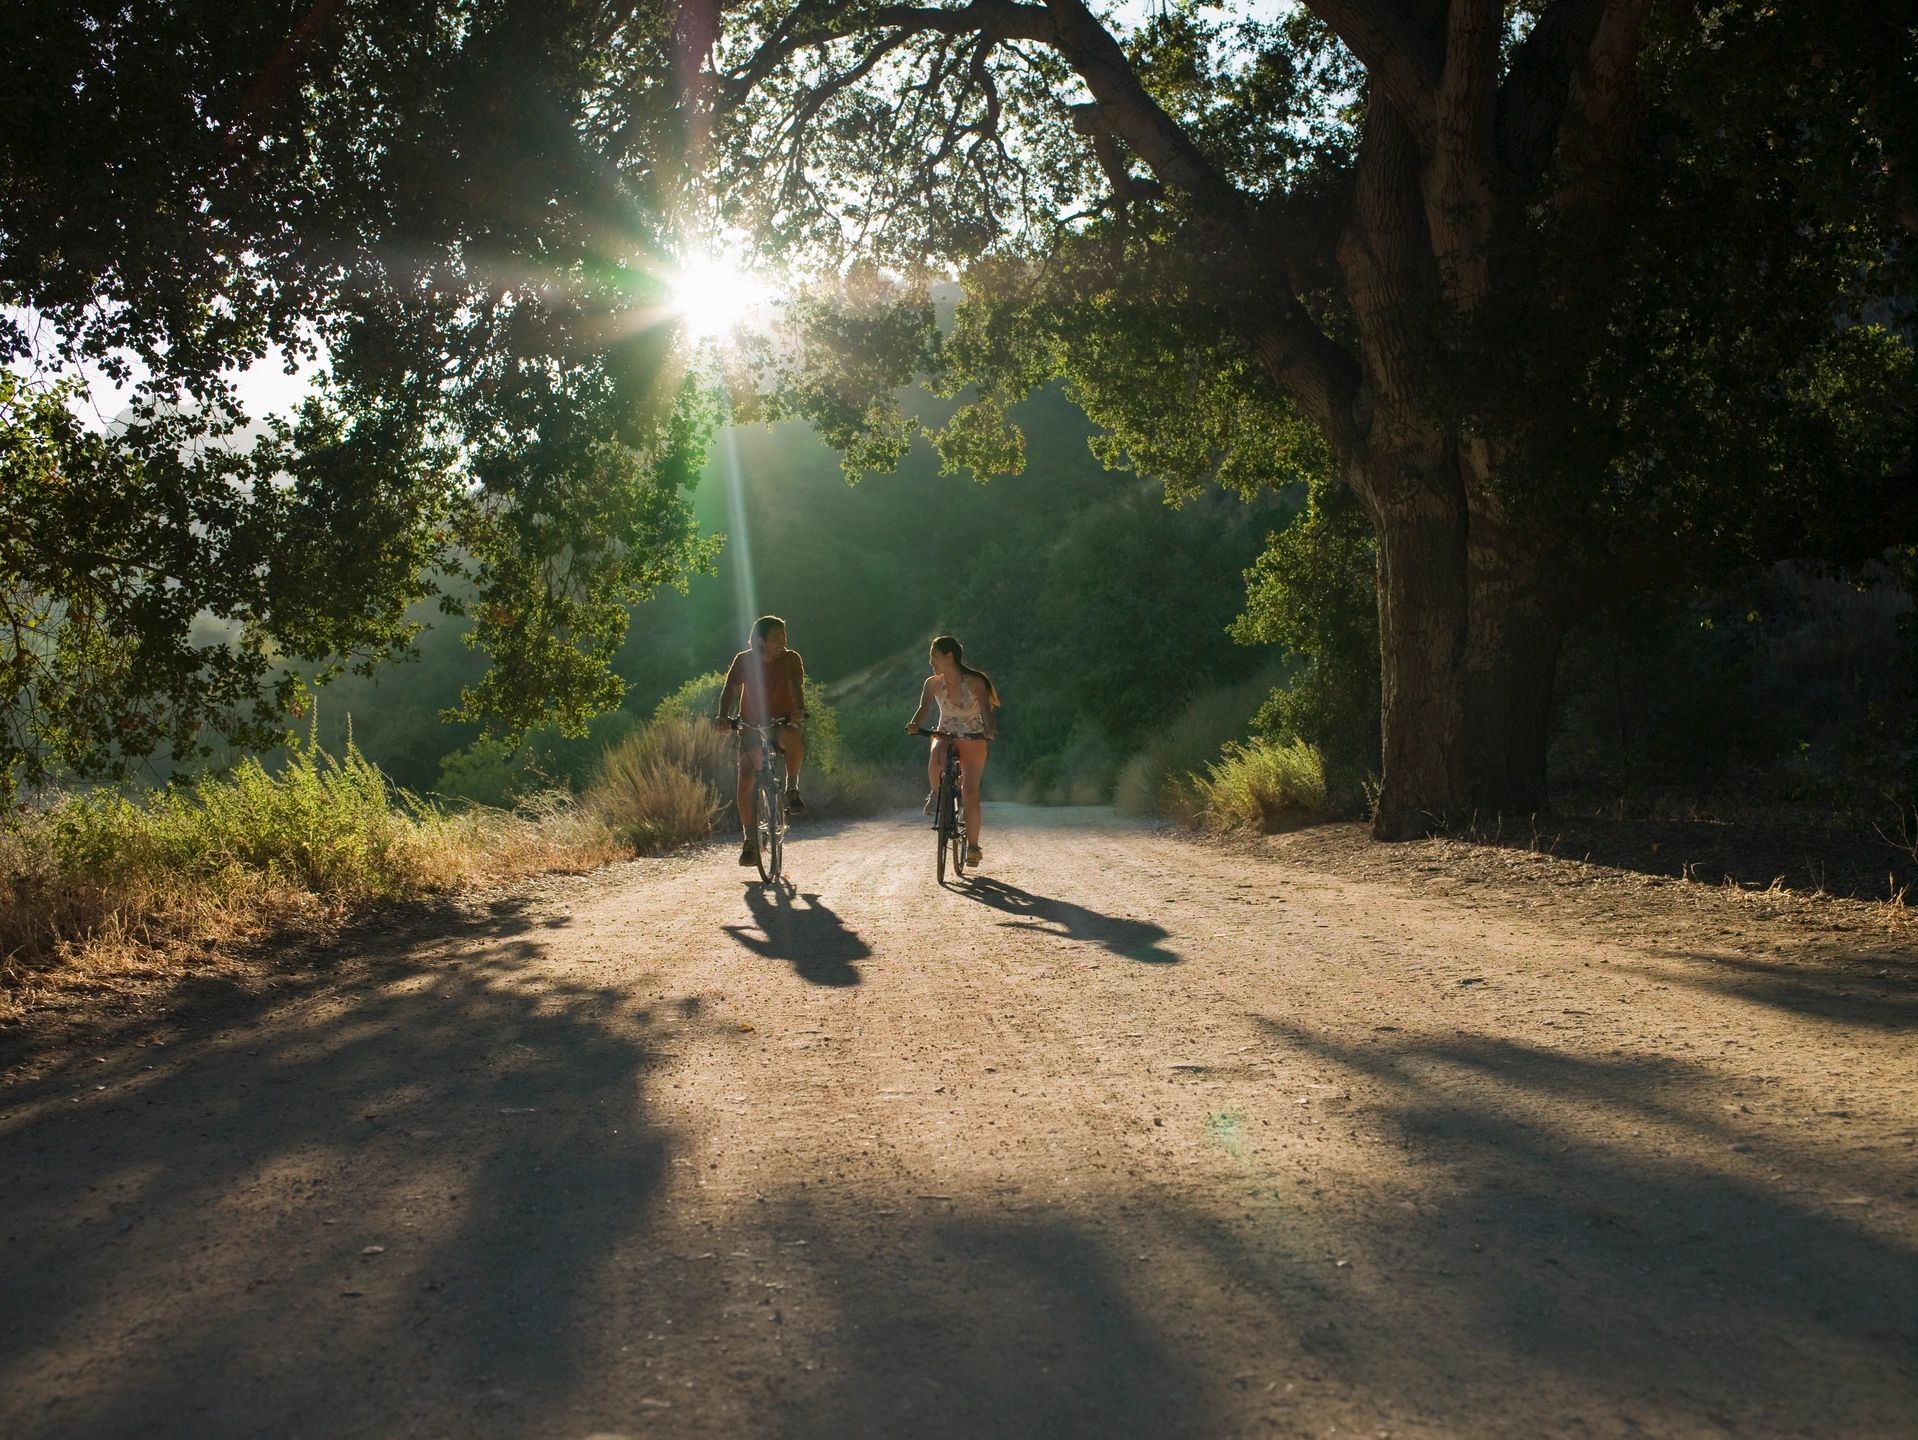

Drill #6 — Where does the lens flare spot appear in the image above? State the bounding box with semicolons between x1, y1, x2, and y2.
672;254;765;341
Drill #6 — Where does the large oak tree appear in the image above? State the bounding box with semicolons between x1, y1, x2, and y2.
704;0;1912;835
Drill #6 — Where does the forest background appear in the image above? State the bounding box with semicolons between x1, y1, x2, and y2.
300;372;1913;831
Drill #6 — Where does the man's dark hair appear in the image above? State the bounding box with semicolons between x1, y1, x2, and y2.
751;614;786;641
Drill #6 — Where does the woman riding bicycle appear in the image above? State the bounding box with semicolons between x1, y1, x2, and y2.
712;615;807;866
905;635;998;868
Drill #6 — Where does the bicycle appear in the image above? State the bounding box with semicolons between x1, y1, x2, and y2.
914;727;972;884
731;717;796;884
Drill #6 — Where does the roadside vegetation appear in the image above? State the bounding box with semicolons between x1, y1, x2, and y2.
0;741;619;1018
2;677;907;1014
1175;739;1331;835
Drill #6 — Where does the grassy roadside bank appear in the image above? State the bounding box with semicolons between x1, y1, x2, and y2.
0;743;627;1021
2;701;909;1022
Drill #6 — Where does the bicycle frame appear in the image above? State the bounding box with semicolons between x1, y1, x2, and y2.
734;719;792;883
916;727;970;883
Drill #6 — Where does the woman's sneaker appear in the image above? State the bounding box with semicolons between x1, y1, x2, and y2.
785;788;806;815
922;790;936;816
965;844;983;867
738;838;759;865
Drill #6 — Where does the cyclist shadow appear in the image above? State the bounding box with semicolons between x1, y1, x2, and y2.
959;876;1181;966
723;883;872;988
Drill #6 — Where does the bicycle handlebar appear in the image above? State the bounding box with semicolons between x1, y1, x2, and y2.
912;727;996;740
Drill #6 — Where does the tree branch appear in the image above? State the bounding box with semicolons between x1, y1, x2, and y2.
1495;0;1606;179
1068;104;1166;204
1040;0;1237;210
727;0;1364;443
1299;0;1441;152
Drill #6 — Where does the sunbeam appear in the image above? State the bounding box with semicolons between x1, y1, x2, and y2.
719;424;759;638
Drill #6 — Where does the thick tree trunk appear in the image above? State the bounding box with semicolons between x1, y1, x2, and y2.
1366;448;1570;840
1370;472;1470;838
1460;564;1566;823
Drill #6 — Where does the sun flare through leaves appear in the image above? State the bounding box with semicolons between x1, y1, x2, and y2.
670;253;768;343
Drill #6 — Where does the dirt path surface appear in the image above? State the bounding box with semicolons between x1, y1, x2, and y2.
3;805;1914;1440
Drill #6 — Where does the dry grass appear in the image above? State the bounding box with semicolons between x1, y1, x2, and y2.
581;716;727;852
582;708;910;843
0;744;621;1020
1180;738;1330;833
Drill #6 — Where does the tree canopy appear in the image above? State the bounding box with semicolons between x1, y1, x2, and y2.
1;0;718;804
708;0;1914;832
3;1;1911;828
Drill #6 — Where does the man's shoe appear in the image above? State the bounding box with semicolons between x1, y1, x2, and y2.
738;839;758;866
784;788;806;815
922;791;936;816
965;845;983;867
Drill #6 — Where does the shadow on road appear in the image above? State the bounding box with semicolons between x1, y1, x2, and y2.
1453;813;1918;902
959;876;1181;965
756;1200;1217;1438
1637;948;1918;1032
0;901;684;1439
1220;1013;1918;1433
723;884;871;987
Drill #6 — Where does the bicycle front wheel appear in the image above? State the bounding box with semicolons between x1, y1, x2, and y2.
934;770;953;884
754;780;777;883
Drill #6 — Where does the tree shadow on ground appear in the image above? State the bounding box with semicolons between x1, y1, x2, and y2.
722;884;871;987
1210;1014;1918;1434
744;1197;1220;1439
1634;947;1918;1031
0;902;690;1440
1460;812;1918;901
959;877;1181;964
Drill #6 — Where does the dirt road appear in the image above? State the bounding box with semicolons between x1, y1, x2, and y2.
2;805;1913;1439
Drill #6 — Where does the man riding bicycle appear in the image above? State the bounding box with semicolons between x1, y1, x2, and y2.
712;614;808;866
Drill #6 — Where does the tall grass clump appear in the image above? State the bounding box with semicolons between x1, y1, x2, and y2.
1180;738;1329;833
1115;679;1276;815
588;669;905;843
582;715;726;852
1;741;622;1012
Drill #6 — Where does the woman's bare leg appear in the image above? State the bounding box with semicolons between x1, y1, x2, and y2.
956;737;989;846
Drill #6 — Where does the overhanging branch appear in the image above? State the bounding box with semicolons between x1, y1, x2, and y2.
1299;0;1441;152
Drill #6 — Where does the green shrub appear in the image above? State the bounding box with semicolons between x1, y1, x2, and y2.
47;740;426;900
1235;475;1381;804
1115;678;1274;815
1184;738;1329;833
435;735;541;808
836;700;912;767
653;670;728;726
